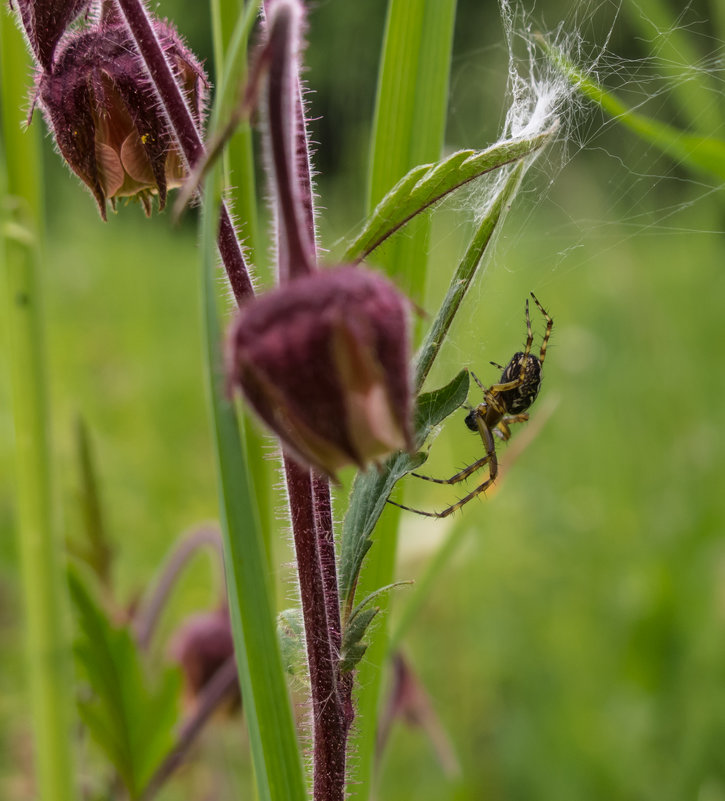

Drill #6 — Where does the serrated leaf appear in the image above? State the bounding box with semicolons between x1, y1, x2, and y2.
68;571;180;799
338;369;470;603
340;607;379;674
343;128;556;264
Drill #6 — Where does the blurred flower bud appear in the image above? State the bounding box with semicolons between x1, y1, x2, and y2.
35;19;206;218
227;265;414;479
13;0;91;70
169;607;239;710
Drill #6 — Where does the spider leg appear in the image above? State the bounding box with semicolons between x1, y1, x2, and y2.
530;292;553;366
470;370;486;393
494;413;528;441
490;360;505;370
387;416;499;518
411;454;491;485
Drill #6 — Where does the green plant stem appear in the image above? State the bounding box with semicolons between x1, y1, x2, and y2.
0;9;75;801
414;162;526;391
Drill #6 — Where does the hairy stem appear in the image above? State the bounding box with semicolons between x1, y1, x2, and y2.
284;459;346;801
113;0;254;304
264;3;347;797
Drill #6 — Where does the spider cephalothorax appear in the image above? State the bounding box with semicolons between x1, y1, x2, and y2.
389;292;553;518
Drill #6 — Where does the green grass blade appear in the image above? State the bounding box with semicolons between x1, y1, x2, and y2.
366;0;456;298
345;132;554;264
350;3;456;796
1;9;76;801
621;0;722;135
542;38;725;181
208;0;276;556
209;0;262;269
199;164;306;801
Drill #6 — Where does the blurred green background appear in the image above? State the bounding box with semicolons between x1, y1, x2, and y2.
2;0;725;799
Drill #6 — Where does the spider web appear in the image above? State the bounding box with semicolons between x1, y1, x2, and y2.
433;0;724;365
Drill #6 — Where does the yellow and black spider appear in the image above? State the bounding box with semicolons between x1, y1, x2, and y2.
389;292;553;518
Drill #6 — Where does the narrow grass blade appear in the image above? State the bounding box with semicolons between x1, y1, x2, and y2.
349;3;457;797
621;0;722;135
542;38;725;181
208;0;276;557
199;163;306;801
1;9;76;800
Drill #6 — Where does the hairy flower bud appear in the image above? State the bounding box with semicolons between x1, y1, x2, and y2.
12;0;91;70
227;265;414;479
169;607;239;709
35;19;206;218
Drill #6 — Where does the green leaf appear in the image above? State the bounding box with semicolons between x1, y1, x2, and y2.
340;607;379;675
344;129;556;265
338;369;470;605
349;2;457;797
70;418;114;591
68;571;180;799
541;37;725;181
339;581;413;674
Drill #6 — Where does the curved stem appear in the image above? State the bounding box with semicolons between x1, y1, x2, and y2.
113;0;254;305
134;526;223;650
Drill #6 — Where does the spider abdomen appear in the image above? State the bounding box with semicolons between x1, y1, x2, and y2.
498;352;542;413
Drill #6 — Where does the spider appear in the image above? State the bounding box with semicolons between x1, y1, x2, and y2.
389;292;553;518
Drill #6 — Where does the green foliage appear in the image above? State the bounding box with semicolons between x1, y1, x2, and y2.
199;165;306;801
340;582;412;673
339;368;470;605
343;131;555;265
543;38;725;181
68;571;180;799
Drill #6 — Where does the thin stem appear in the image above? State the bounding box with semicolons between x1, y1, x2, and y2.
414;162;526;391
312;472;341;655
284;458;346;801
113;0;254;305
263;4;348;796
134;526;223;650
265;1;315;280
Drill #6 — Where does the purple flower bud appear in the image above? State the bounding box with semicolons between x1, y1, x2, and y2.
227;265;414;479
169;607;239;709
12;0;91;70
35;18;206;218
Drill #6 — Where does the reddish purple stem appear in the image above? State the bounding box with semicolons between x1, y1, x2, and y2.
113;0;254;306
265;3;348;799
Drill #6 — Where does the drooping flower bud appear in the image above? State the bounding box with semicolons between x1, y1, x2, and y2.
227;265;414;479
169;607;239;710
12;0;91;70
35;18;206;218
